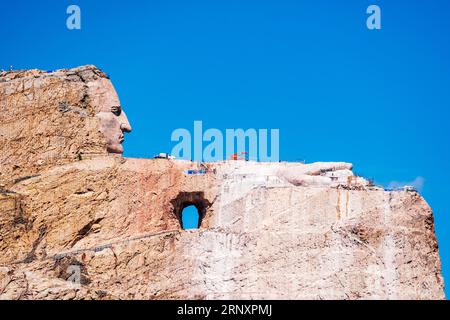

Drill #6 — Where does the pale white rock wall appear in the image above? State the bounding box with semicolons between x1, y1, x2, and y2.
184;174;445;299
0;66;444;300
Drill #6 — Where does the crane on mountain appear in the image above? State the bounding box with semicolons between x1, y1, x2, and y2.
228;152;248;161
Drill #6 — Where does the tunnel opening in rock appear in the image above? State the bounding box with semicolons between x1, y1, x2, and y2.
170;192;211;229
181;205;200;229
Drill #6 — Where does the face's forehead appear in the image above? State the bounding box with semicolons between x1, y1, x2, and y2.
88;78;121;113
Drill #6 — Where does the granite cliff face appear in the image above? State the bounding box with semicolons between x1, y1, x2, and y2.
0;66;445;300
0;66;112;184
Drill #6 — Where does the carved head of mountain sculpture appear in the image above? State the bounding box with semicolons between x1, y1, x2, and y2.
88;78;132;154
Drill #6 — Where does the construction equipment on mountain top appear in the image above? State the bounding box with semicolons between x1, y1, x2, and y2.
184;169;206;175
229;152;248;161
154;153;176;160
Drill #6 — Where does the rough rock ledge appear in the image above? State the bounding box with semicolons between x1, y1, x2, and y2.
0;66;445;300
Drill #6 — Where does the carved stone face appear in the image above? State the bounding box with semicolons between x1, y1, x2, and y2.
89;78;132;154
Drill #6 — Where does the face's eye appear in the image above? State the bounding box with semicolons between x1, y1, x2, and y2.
111;105;122;116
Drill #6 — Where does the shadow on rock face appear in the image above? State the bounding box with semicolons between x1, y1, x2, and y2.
0;65;133;184
170;192;211;229
89;77;132;154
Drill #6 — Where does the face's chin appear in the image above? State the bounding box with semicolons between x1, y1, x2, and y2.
106;142;124;154
97;112;126;154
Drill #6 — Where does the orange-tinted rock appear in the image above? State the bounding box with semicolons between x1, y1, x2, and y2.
0;66;445;300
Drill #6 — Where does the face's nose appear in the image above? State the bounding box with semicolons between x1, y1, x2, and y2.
119;111;132;133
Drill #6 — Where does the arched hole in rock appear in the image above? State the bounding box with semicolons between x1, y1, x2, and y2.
171;192;211;229
181;205;200;229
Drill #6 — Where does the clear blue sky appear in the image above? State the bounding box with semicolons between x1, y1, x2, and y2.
182;206;200;230
1;0;449;297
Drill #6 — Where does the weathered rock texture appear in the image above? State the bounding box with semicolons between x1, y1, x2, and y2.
0;66;445;300
0;66;114;184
